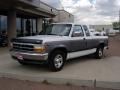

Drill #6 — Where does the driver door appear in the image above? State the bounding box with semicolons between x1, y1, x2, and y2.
70;25;86;52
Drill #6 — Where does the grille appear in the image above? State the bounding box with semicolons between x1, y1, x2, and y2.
13;43;34;51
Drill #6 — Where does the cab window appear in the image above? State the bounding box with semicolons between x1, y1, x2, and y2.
72;25;84;37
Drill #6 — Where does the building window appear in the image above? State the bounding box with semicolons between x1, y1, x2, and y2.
0;15;7;37
32;19;37;35
16;18;22;37
16;18;37;37
0;15;7;46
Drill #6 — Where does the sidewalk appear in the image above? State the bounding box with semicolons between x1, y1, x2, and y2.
0;77;113;90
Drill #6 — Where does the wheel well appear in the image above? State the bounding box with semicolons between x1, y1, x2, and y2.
99;43;105;48
49;48;67;58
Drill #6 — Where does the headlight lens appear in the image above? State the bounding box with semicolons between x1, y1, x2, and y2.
33;44;46;53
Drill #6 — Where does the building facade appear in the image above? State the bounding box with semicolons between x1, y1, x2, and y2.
89;25;113;32
53;10;74;23
0;0;74;45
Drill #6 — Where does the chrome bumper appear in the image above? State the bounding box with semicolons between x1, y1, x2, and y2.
10;51;48;61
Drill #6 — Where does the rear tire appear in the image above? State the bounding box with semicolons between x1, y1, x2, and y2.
48;50;66;71
95;46;104;59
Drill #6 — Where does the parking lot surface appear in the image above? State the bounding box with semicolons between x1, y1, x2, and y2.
0;36;120;89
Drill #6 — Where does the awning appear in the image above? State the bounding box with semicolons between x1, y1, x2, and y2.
0;0;57;18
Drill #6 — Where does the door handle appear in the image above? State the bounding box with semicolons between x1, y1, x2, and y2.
83;38;86;40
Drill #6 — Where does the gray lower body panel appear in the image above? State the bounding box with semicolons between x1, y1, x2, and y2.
10;51;48;63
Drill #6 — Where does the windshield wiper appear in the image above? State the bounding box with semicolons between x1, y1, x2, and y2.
47;34;58;35
47;34;64;36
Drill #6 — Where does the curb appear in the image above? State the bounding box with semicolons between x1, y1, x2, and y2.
0;72;120;89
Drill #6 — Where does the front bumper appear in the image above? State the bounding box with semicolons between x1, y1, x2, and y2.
10;51;48;61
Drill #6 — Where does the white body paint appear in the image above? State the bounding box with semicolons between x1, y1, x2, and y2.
67;48;96;60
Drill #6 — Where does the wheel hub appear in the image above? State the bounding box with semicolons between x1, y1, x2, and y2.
99;49;103;57
54;54;63;69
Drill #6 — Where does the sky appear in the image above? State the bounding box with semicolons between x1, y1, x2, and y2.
41;0;63;9
41;0;120;25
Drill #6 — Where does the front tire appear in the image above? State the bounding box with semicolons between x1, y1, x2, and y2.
95;47;104;59
48;50;66;71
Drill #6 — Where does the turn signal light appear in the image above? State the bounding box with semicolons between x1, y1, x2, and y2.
33;44;47;53
33;48;46;53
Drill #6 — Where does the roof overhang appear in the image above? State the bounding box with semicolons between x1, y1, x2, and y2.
0;0;57;18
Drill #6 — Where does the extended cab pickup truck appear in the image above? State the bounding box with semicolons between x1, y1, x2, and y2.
10;23;108;71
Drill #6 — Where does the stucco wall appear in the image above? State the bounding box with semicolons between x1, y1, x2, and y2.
89;25;113;32
53;10;74;23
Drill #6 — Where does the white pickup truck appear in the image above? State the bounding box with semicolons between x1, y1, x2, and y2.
10;23;108;71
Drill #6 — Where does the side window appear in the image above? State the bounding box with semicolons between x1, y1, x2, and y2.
72;25;84;37
83;25;90;36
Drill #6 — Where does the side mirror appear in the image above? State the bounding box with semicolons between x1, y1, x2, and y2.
72;31;83;37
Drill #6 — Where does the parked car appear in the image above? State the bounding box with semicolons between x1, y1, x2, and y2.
91;31;101;36
101;31;106;36
90;29;106;36
108;29;116;36
10;23;108;71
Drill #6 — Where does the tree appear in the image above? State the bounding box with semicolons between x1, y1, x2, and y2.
112;22;120;30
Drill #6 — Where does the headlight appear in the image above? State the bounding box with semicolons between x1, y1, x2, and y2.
33;44;46;53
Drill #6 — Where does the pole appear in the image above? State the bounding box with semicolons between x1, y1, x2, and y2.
119;9;120;33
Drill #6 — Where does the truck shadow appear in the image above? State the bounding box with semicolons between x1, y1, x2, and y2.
20;55;98;72
20;63;50;72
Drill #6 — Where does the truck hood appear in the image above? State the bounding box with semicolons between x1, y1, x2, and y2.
19;35;69;44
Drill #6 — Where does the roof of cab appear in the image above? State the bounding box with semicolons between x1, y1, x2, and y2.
51;22;88;26
52;22;74;25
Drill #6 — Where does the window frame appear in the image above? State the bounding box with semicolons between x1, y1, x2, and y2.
83;25;90;36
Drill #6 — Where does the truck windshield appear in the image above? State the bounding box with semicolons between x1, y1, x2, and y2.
44;24;72;36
